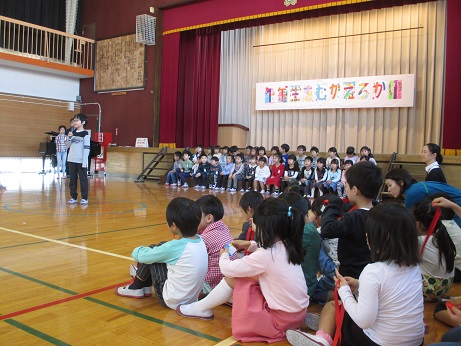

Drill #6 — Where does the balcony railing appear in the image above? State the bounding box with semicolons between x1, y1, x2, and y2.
0;15;95;71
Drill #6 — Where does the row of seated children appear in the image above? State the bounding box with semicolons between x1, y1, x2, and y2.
118;160;461;344
164;144;377;185
176;161;429;345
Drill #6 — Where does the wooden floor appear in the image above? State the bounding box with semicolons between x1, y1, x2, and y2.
0;173;457;345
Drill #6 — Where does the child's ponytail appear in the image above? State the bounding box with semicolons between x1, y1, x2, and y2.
413;199;456;273
283;206;305;265
253;198;305;265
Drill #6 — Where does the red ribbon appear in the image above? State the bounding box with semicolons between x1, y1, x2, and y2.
420;206;441;256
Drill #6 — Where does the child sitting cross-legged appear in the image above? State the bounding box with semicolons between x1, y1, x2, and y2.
195;195;236;294
286;203;425;346
177;198;309;343
116;197;208;309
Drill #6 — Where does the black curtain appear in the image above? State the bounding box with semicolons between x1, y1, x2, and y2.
0;0;68;32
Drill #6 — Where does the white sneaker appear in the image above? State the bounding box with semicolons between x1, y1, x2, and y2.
115;285;145;299
220;187;225;191
201;186;206;189
80;199;88;205
67;198;78;204
194;185;201;189
176;303;214;320
183;183;189;188
304;313;320;331
286;330;330;346
239;189;245;192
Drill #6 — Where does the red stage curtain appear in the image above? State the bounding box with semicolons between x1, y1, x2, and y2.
159;32;180;144
175;29;221;148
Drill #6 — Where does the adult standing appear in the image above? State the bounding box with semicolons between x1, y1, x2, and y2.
421;143;447;183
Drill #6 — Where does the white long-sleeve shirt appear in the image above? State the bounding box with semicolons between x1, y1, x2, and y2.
219;240;309;312
339;262;424;346
254;165;271;182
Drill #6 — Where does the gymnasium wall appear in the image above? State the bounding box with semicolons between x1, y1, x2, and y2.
79;0;156;147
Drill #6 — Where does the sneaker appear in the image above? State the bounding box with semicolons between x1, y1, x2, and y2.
265;191;270;195
272;191;279;196
129;264;137;277
286;330;329;346
220;187;225;191
304;313;320;331
115;285;145;299
260;190;265;194
194;185;201;189
165;183;170;186
143;286;152;297
239;189;245;192
209;184;213;189
80;199;88;205
183;183;189;188
176;303;214;320
201;185;206;189
67;198;78;204
229;188;236;192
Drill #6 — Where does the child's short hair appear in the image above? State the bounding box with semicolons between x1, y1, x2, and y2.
343;159;353;166
317;157;326;166
249;155;257;160
287;154;297;163
258;156;267;163
305;156;313;163
360;155;370;161
245;145;253;150
214;145;221;151
222;146;229;151
58;125;66;131
235;153;244;161
226;154;234;161
174;151;182;158
210;156;219;163
229;145;239;153
366;203;420;266
166;197;201;237
195;145;203;150
297;145;307;151
281;143;290;152
199;153;208;159
310;146;319;153
346;146;355;155
273;152;282;161
328;147;338;154
73;113;88;125
239;191;264;213
196;195;224;221
270;146;280;152
345;161;383;199
331;158;339;165
278;191;310;216
183;151;192;157
258;146;266;155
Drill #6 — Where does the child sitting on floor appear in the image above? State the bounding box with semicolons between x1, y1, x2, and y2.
116;197;207;310
177;198;309;343
287;203;424;346
196;195;236;294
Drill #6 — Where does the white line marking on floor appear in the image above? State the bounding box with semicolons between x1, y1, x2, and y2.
0;226;132;261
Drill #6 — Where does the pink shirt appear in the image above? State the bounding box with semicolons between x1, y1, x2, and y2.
220;240;309;312
199;220;234;288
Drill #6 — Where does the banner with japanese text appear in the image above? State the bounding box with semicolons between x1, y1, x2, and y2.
255;74;415;110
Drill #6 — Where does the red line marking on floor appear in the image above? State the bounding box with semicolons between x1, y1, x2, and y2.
0;281;131;321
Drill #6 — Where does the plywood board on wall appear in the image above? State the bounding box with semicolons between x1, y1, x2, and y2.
95;34;145;92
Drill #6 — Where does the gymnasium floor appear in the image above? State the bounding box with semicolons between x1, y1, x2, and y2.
0;173;455;345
